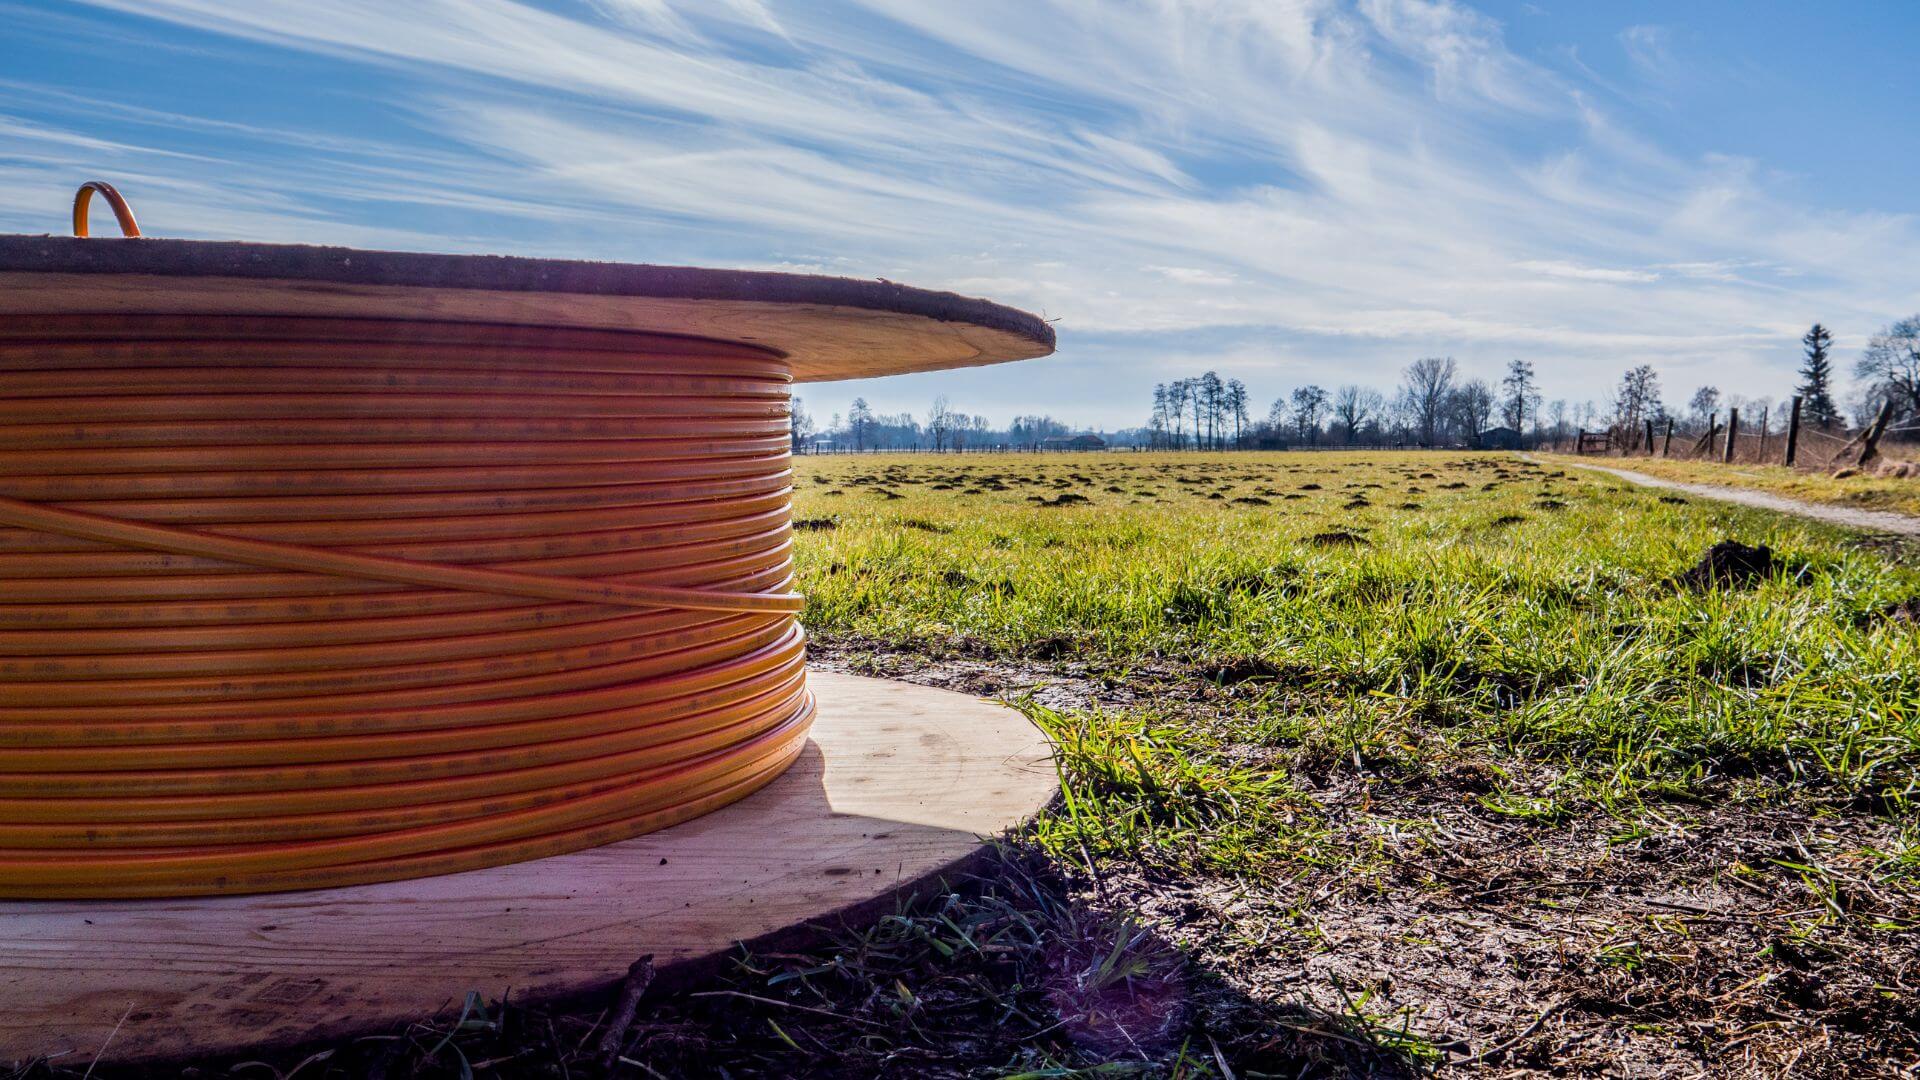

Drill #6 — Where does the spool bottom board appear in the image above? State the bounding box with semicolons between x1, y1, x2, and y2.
0;671;1056;1066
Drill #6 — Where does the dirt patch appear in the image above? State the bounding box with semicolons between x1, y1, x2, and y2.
790;517;837;531
1193;655;1287;685
1308;530;1370;548
1671;540;1775;590
807;642;1920;1078
1112;799;1920;1078
1489;514;1527;527
1022;634;1080;661
1871;597;1920;626
1029;492;1092;507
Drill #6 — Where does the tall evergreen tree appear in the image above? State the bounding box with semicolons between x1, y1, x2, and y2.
1797;323;1840;429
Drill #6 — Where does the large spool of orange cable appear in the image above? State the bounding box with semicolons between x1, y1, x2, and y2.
0;217;1052;898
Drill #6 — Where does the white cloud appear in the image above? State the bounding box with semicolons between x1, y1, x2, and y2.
5;0;1916;428
1153;266;1240;287
1619;24;1674;78
1514;260;1659;284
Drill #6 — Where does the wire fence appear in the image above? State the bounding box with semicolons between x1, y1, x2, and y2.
1569;397;1917;471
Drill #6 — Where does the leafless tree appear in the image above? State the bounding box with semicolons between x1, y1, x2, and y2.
1290;385;1329;444
1450;380;1496;445
1400;357;1457;446
1332;385;1382;443
1687;386;1720;427
1610;365;1662;436
790;395;814;450
1858;316;1920;419
1266;394;1291;438
1499;360;1539;435
1168;380;1191;448
1225;378;1249;447
925;395;953;451
1199;371;1225;448
847;397;874;451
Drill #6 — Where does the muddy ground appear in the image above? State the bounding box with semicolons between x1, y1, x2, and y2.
818;637;1920;1079
15;637;1916;1080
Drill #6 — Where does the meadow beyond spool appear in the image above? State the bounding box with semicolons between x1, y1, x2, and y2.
0;234;1054;899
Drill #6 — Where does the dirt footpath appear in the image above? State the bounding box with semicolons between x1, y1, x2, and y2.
1536;458;1920;537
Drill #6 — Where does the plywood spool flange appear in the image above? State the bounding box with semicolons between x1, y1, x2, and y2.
0;671;1057;1066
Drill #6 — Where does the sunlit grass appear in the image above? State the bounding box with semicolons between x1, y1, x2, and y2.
794;450;1920;871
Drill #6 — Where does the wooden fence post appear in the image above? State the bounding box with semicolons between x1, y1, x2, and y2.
1758;405;1769;461
1723;407;1739;463
1691;414;1718;457
1662;418;1674;457
1784;396;1802;467
1644;419;1655;456
1856;400;1895;466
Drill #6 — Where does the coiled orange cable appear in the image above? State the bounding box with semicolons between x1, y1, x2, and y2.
0;314;812;897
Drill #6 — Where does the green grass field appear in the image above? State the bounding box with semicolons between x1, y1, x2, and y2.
82;451;1919;1079
783;450;1920;1077
797;451;1920;818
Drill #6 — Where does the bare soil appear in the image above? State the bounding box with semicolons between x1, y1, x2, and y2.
819;638;1920;1078
17;637;1916;1079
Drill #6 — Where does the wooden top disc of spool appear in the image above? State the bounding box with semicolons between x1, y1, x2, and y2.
0;235;1055;382
0;672;1058;1066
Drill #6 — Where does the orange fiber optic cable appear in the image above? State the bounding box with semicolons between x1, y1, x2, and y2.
0;314;813;898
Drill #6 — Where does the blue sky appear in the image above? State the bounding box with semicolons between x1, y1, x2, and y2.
5;0;1918;431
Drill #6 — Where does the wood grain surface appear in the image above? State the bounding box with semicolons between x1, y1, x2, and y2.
0;236;1055;382
0;671;1056;1067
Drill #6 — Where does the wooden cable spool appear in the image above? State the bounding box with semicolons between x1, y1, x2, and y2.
0;186;1053;898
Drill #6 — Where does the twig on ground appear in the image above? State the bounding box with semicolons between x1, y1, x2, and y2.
595;954;655;1066
1464;999;1563;1064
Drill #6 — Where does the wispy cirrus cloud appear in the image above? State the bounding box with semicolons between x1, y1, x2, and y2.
3;0;1915;427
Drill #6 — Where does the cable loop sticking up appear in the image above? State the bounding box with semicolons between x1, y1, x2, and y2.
71;181;141;237
0;316;811;897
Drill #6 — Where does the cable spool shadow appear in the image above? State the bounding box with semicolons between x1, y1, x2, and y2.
572;740;1437;1077
2;739;1431;1076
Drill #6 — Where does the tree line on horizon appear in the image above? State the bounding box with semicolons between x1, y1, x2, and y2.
1145;314;1920;451
788;394;1082;452
787;314;1920;452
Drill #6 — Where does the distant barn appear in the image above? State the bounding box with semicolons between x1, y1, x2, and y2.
1040;434;1106;451
1477;426;1524;450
